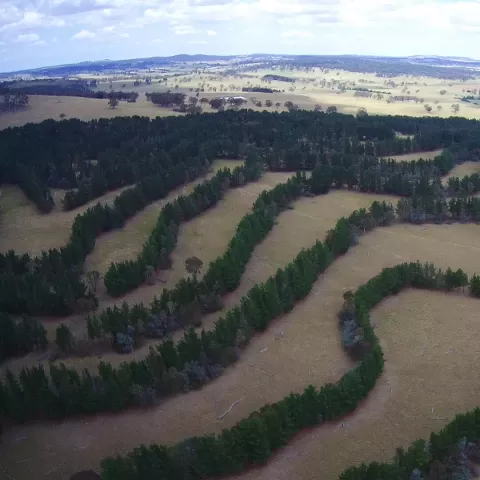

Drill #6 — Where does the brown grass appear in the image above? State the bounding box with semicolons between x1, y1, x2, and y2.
0;95;182;130
3;220;480;480
443;161;480;184
0;184;131;256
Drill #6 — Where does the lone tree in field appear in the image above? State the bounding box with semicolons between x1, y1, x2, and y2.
108;97;119;109
440;89;447;95
86;270;100;293
424;104;433;113
451;103;460;114
185;256;203;276
356;107;368;117
55;324;74;353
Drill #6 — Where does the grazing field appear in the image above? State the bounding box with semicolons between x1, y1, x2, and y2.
0;184;132;256
443;161;480;183
3;64;480;130
6;193;480;480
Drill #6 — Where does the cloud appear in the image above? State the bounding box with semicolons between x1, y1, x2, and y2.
72;29;96;39
48;0;115;17
173;24;200;35
281;30;315;38
15;33;40;43
3;0;480;72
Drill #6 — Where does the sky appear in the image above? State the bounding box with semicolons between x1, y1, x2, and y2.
1;0;480;72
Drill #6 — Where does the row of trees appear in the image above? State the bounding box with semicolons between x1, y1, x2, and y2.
0;314;47;363
61;131;216;211
0;195;399;420
4;109;480;212
98;260;476;480
397;195;480;223
0;155;215;316
103;160;263;297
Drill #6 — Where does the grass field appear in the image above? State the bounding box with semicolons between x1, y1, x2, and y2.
2;65;480;130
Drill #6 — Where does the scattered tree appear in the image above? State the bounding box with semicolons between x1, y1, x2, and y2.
108;97;119;109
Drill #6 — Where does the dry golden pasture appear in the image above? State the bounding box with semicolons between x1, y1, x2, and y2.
0;94;182;130
4;213;480;479
2;66;480;129
443;161;480;183
0;183;132;256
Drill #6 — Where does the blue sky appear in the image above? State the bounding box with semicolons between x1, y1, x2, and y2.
1;0;480;72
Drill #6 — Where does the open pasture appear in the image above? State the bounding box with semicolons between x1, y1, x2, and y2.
2;63;480;130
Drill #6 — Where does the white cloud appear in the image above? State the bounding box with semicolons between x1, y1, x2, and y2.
72;29;96;39
3;0;480;72
173;24;200;35
281;30;315;38
15;33;40;43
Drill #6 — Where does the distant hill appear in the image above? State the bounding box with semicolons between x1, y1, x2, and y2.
2;53;480;80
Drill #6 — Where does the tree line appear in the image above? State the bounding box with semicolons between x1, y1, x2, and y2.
3;109;480;213
0;153;215;316
0;80;137;101
0;194;396;421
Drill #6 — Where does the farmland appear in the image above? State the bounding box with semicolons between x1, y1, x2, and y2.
2;105;480;480
2;55;480;130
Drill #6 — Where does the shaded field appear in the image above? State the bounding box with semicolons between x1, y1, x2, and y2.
443;161;480;184
0;184;131;256
381;148;444;162
3;220;480;480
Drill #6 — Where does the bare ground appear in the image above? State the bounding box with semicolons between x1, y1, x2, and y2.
3;222;480;480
